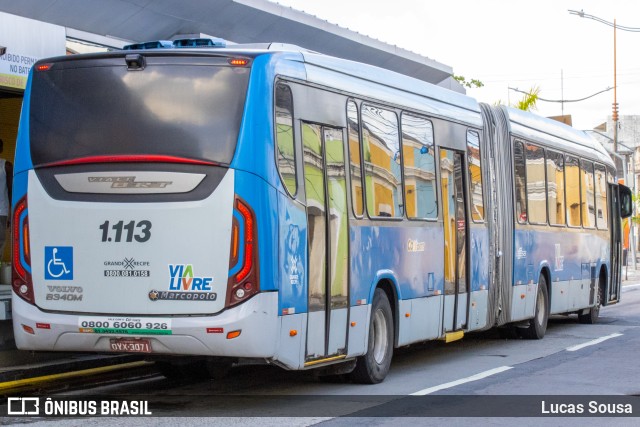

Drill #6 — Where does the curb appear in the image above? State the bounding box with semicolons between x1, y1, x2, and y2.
0;354;142;383
0;360;152;393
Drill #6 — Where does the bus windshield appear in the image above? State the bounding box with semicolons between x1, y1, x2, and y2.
29;59;250;166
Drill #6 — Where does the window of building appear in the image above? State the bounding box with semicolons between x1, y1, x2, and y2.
401;113;437;220
514;141;527;223
581;160;596;228
546;149;566;226
275;84;296;196
565;155;581;227
467;130;484;222
347;100;364;217
361;104;403;218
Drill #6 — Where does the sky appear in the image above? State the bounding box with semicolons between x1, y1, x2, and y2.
269;0;640;132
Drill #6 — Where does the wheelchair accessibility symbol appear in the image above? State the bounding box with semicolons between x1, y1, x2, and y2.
45;246;73;280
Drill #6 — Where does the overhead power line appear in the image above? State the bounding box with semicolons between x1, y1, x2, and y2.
568;10;640;32
508;86;612;103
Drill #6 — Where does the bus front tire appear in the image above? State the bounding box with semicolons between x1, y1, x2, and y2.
519;276;549;340
350;288;394;384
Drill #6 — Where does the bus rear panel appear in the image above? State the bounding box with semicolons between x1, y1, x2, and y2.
12;52;278;357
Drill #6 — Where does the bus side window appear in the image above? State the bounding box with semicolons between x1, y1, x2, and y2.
347;100;364;217
565;155;581;227
361;104;402;218
401;113;437;220
513;141;527;223
546;150;566;226
466;130;483;222
581;160;597;229
594;164;608;229
525;143;547;225
275;83;297;197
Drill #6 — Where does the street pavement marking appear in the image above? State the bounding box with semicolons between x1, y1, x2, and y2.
0;360;152;392
410;366;513;396
566;333;623;352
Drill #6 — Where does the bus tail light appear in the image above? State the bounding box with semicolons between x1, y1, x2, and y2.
226;196;259;308
12;196;34;304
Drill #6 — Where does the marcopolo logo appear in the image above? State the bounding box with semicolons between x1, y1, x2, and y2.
168;264;213;291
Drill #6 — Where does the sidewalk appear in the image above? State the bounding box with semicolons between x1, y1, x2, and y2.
621;264;640;284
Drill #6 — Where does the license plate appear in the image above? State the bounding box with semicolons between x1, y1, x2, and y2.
109;338;152;353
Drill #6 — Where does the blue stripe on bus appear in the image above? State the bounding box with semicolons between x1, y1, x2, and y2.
277;192;308;314
513;228;609;286
350;224;445;305
232;168;279;294
14;72;34;176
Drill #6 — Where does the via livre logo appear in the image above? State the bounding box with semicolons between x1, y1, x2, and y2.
168;264;213;291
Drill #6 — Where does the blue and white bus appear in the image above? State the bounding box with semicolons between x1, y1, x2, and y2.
11;40;632;383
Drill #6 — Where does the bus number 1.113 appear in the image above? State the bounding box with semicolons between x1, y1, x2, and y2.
99;220;152;243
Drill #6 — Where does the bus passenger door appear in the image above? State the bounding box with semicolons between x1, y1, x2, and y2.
608;183;622;303
440;148;469;332
302;123;350;365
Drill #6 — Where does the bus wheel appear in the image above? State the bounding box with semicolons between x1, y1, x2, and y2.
578;278;604;325
519;276;549;340
350;288;394;384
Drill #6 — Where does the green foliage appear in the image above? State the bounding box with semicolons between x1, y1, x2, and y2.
453;75;484;89
513;86;540;112
494;87;541;112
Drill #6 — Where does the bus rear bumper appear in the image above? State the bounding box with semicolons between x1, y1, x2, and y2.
11;292;279;358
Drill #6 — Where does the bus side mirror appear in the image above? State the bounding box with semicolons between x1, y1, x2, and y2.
619;184;633;218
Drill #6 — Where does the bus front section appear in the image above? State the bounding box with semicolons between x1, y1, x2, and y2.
12;52;278;360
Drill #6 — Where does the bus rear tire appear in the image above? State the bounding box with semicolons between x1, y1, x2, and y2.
350;288;394;384
519;276;549;340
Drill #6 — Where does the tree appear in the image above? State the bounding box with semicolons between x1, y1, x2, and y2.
513;86;540;112
453;75;484;89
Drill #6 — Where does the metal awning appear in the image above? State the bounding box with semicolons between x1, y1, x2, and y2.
0;0;455;86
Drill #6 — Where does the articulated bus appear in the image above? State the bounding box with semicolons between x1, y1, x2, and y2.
11;40;632;383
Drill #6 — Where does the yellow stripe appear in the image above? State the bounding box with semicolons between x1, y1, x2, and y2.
0;360;151;392
441;330;464;343
304;355;346;367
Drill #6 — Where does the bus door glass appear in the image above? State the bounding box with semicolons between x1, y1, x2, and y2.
609;183;622;302
440;148;469;331
302;122;349;363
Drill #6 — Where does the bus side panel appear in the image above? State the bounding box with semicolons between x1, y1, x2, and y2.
233;169;279;293
277;191;308;315
350;223;444;345
513;228;608;319
232;53;306;189
468;226;490;331
350;224;444;302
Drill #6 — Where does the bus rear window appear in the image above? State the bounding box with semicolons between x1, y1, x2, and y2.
29;59;250;166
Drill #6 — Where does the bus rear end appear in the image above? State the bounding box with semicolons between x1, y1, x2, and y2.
12;51;277;358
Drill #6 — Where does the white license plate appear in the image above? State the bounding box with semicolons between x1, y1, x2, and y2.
109;338;152;353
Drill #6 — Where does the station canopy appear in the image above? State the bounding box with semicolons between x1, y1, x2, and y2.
0;0;456;88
